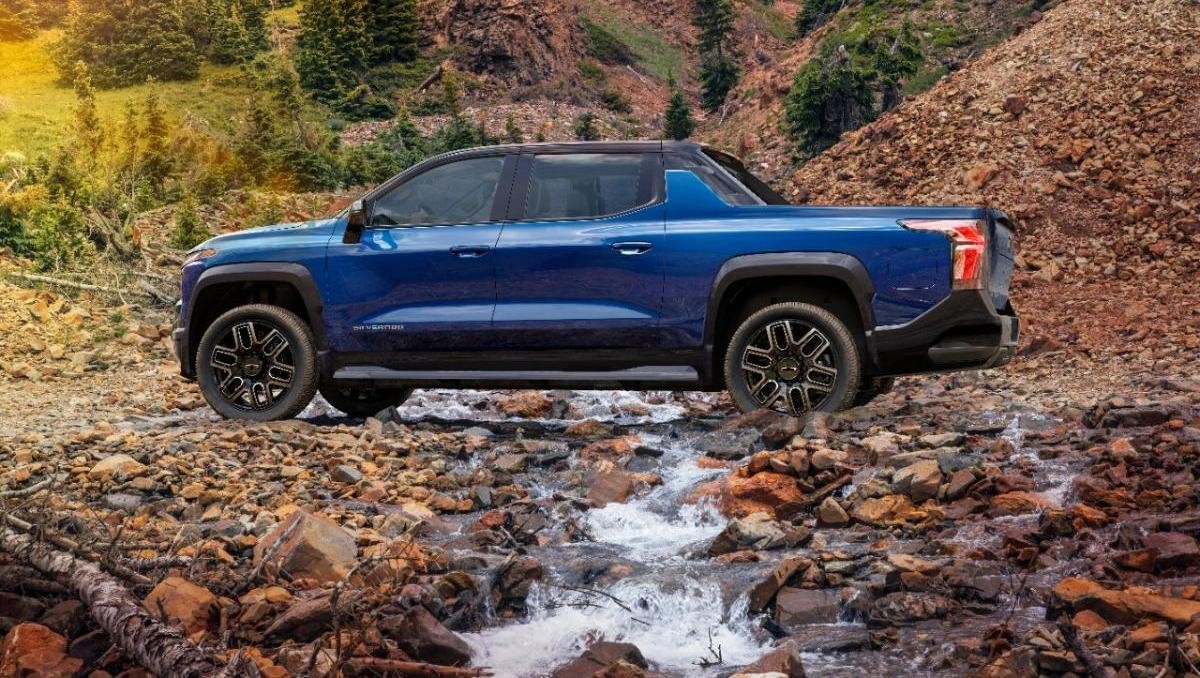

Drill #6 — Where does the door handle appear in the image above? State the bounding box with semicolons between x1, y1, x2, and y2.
450;245;491;258
611;242;653;255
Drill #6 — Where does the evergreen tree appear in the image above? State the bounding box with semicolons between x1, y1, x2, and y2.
663;78;695;140
371;0;419;64
693;0;740;111
795;0;841;37
170;194;210;249
573;111;600;141
785;45;874;158
55;0;200;88
869;20;922;111
0;3;33;40
142;90;171;189
504;114;524;144
69;62;103;160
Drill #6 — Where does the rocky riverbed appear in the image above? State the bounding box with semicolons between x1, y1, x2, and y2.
2;344;1200;677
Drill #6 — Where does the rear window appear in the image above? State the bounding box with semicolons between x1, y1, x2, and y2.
666;153;757;206
525;153;647;220
703;149;790;205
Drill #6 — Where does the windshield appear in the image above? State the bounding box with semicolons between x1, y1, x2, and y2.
703;149;790;205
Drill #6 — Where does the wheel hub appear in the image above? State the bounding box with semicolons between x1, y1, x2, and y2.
208;320;295;412
739;318;839;416
775;356;801;380
240;355;263;377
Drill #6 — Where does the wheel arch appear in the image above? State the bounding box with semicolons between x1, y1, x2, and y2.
182;263;326;377
705;253;876;384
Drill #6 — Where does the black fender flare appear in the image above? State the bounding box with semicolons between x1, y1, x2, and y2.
703;252;877;350
181;263;327;376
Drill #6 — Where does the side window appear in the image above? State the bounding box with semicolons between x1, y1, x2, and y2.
371;156;505;227
665;153;758;206
524;153;647;220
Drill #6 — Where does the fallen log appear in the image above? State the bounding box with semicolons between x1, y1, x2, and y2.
343;657;494;677
0;526;226;677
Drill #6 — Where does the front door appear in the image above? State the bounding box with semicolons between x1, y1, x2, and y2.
324;154;512;354
492;152;666;350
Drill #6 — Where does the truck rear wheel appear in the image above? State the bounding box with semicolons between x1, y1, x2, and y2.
196;304;318;422
320;385;414;418
724;302;861;417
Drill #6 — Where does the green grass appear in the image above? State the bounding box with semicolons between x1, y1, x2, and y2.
0;31;255;158
743;1;796;41
579;2;688;81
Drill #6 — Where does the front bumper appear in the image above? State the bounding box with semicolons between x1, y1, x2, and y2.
172;300;196;380
869;289;1020;376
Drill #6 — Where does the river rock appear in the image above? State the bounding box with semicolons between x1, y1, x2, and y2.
263;593;337;642
696;428;763;460
580;436;639;462
1066;585;1200;626
739;639;807;677
816;497;849;527
989;490;1055;516
0;623;83;677
710;512;792;555
88;453;146;480
944;468;979;500
329;464;362;484
497;390;554;417
1142;531;1199;569
552;641;648;678
774;587;841;627
587;471;640;507
850;494;916;526
142;577;219;636
565;419;614;439
892;459;941;502
252;511;357;584
809;448;847;470
749;556;814;612
494;453;529;474
721;472;804;517
868;592;957;626
380;605;471;666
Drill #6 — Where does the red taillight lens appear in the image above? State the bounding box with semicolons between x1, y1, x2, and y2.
901;219;987;289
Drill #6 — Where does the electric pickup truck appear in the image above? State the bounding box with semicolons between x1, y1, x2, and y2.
173;141;1019;421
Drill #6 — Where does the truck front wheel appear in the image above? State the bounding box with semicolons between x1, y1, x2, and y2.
195;304;319;421
724;302;862;417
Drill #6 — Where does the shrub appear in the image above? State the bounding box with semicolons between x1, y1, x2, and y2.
663;79;695;140
54;0;200;88
796;0;844;36
170;195;210;249
581;17;634;64
785;46;875;158
573;111;600;141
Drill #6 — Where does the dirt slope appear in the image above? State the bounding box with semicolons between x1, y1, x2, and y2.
790;0;1200;364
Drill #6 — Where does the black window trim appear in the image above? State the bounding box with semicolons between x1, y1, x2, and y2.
362;153;519;230
505;151;665;223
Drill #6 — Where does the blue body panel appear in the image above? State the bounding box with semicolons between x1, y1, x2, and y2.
184;166;991;363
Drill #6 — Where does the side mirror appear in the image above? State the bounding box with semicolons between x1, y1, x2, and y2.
344;199;367;244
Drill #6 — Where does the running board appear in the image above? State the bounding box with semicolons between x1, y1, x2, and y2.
332;365;700;384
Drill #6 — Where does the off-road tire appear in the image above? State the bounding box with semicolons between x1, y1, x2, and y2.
852;377;896;408
196;304;318;422
320;384;414;418
724;302;862;417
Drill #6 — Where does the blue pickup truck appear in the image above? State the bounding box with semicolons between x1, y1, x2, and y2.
173;141;1018;421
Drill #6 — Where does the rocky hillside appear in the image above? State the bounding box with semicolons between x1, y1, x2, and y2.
790;0;1200;363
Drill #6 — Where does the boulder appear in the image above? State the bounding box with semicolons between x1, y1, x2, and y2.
774;587;841;627
580;436;639;462
721;472;804;518
0;623;84;677
497;390;553;418
868;592;956;626
850;495;916;526
142;577;219;636
816;497;849;527
587;471;640;508
989;491;1055;516
892;459;941;502
380;606;471;666
88;454;146;480
1142;532;1199;569
695;428;763;460
552;641;648;678
1072;587;1200;627
749;556;813;613
252;511;357;584
709;512;790;556
739;640;807;677
809;448;848;471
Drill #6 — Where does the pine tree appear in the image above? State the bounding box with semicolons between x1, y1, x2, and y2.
505;114;524;144
142;89;171;189
693;0;740;111
69;62;103;160
785;45;875;158
55;0;200;87
371;0;419;64
170;194;210;249
795;0;841;37
663;77;695;140
573;112;600;141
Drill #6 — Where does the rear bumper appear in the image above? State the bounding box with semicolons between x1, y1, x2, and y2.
869;289;1019;376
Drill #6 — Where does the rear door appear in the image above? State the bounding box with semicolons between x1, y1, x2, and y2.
491;152;666;349
323;154;514;353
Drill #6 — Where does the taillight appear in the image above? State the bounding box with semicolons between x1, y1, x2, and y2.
901;219;987;289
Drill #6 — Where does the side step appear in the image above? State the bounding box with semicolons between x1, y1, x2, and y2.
332;365;700;387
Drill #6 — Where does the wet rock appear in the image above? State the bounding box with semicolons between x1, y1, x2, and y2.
989;490;1055;516
886;553;940;575
868;592;957;626
892;459;941;502
1069;585;1200;626
709;512;791;555
788;624;871;653
919;432;965;448
552;641;648;678
565;419;614;439
696;428;763;460
740;639;807;677
816;497;849;527
142;576;219;636
721;472;805;518
0;623;83;677
774;587;841;627
587;471;643;508
380;605;471;666
493;453;529;474
580;436;638;463
492;555;543;616
1142;531;1199;569
944;468;979;500
497;390;554;418
850;495;916;526
88;453;146;480
809;448;848;471
252;511;357;584
749;556;814;613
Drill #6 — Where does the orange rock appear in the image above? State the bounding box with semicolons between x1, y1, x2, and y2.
143;577;219;637
1052;577;1104;605
695;456;729;470
0;623;83;677
850;495;917;526
1070;503;1109;529
1071;609;1109;632
496;390;553;418
1129;621;1169;645
579;436;639;462
1079;588;1200;626
720;471;804;518
989;491;1055;516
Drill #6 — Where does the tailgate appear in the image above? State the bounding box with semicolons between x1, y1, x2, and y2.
987;209;1015;311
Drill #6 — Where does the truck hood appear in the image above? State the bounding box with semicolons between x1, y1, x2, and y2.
194;217;341;250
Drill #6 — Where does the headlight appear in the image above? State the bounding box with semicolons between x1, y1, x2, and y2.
183;248;217;265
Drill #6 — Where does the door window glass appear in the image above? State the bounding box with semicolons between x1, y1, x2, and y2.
372;156;505;227
525;154;645;220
